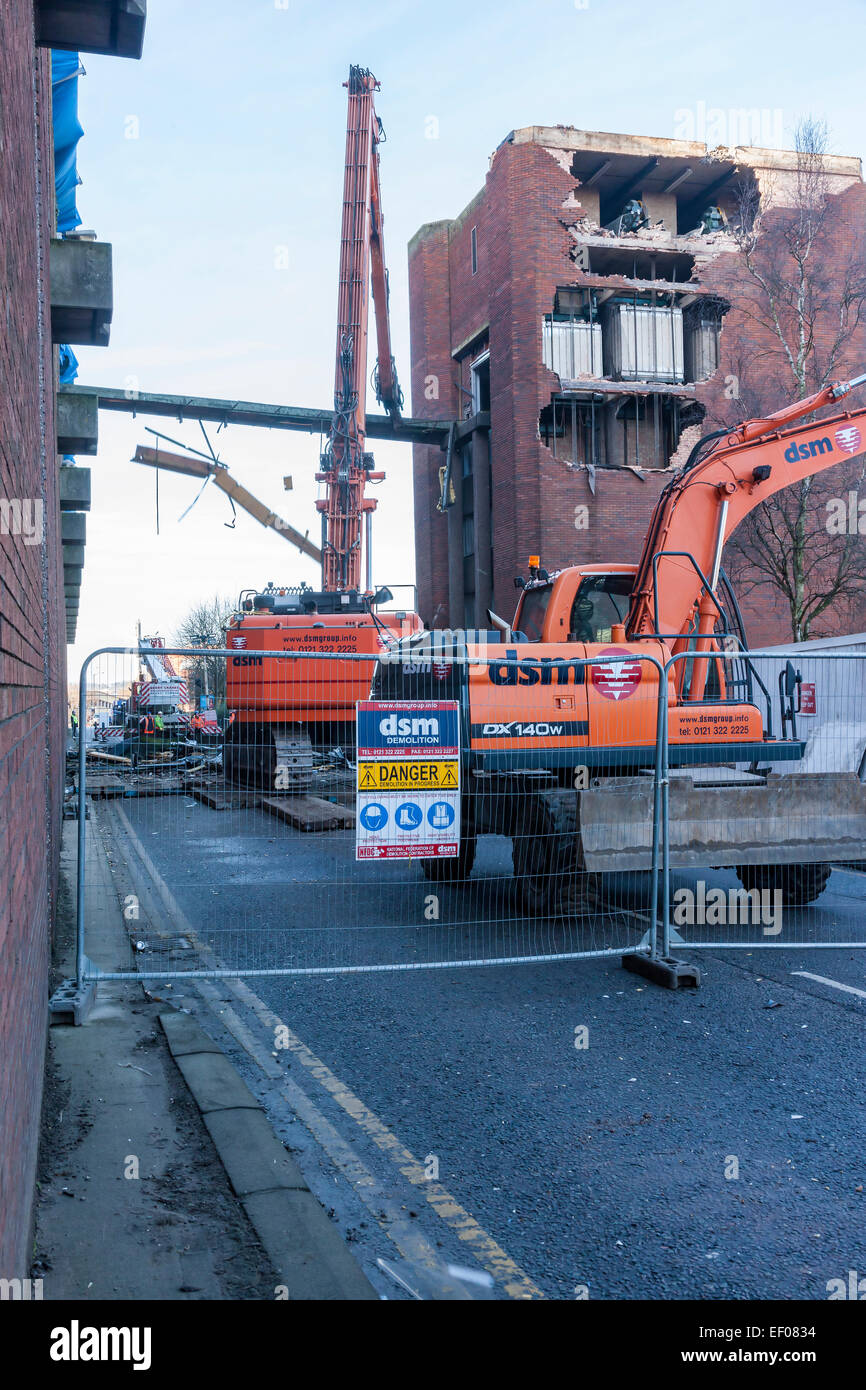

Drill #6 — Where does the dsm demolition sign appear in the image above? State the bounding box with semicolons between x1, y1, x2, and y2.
356;700;460;860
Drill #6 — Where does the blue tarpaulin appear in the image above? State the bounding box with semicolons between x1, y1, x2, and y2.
52;51;84;387
51;50;83;235
58;343;79;383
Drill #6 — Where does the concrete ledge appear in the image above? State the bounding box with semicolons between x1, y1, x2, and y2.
57;389;98;454
50;239;113;346
160;1010;376;1300
61;511;87;544
59;466;92;512
36;0;147;59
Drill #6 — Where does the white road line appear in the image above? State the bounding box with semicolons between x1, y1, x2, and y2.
791;971;866;1000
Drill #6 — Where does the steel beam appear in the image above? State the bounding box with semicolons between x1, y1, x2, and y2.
71;385;453;447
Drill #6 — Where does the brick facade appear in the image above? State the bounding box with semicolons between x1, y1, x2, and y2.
0;1;66;1277
408;131;866;647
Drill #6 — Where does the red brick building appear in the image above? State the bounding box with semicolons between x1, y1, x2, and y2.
408;127;866;646
0;0;144;1282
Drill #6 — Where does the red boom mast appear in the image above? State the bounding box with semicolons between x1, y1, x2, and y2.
316;65;403;592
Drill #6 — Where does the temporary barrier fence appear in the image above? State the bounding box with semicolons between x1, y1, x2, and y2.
60;643;866;1015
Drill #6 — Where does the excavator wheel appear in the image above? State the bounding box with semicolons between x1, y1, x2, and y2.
512;790;601;919
736;863;831;906
420;834;477;883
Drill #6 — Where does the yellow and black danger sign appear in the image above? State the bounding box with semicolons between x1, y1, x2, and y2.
357;760;459;791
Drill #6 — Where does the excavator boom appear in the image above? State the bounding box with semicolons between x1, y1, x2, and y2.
628;373;866;642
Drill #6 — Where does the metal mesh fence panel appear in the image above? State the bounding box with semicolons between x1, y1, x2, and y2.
74;646;666;981
659;649;866;953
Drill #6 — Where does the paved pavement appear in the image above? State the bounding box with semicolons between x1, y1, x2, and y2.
90;792;866;1300
35;818;372;1301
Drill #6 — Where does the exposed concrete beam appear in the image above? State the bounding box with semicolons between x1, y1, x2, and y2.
562;273;724;300
558;377;697;399
70;385;453;447
581;159;612;188
679;169;738;225
660;167;694;195
454;411;490;443
601;158;660;220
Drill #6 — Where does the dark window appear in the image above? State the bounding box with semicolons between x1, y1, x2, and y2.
516;584;551;642
569;574;633;642
471;226;478;276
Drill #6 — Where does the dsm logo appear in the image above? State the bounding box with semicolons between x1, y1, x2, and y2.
231;655;264;667
488;647;586;687
378;715;440;738
784;435;833;462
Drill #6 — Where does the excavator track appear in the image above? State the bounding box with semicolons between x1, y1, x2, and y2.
224;723;314;793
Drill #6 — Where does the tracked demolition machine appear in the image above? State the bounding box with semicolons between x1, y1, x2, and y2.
220;66;422;786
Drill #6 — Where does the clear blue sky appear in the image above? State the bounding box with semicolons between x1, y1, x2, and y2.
69;0;865;668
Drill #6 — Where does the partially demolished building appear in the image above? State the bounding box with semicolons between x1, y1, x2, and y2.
408;128;866;645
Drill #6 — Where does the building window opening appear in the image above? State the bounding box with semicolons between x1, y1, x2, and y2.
470;352;490;413
470;225;478;275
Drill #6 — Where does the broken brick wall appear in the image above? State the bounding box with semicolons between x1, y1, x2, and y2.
0;0;66;1278
409;137;866;646
692;181;866;644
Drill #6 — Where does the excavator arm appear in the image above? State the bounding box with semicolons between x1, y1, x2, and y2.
627;373;866;650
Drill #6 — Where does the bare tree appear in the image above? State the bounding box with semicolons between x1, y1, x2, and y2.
721;118;866;640
173;593;236;706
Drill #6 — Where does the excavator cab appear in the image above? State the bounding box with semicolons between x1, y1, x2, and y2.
512;566;636;645
567;574;633;644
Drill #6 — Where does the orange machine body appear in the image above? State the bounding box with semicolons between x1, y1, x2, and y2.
462;564;765;771
225;607;422;728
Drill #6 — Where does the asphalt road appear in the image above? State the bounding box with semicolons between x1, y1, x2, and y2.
95;793;866;1300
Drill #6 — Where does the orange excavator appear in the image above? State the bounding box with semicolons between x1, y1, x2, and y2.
376;374;866;908
222;66;422;787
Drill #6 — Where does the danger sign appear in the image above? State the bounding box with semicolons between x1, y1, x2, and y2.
356;700;461;860
358;760;459;791
591;647;642;701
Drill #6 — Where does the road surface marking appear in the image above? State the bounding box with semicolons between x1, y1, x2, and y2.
791;971;866;1000
108;805;542;1299
230;975;544;1300
192;980;475;1300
